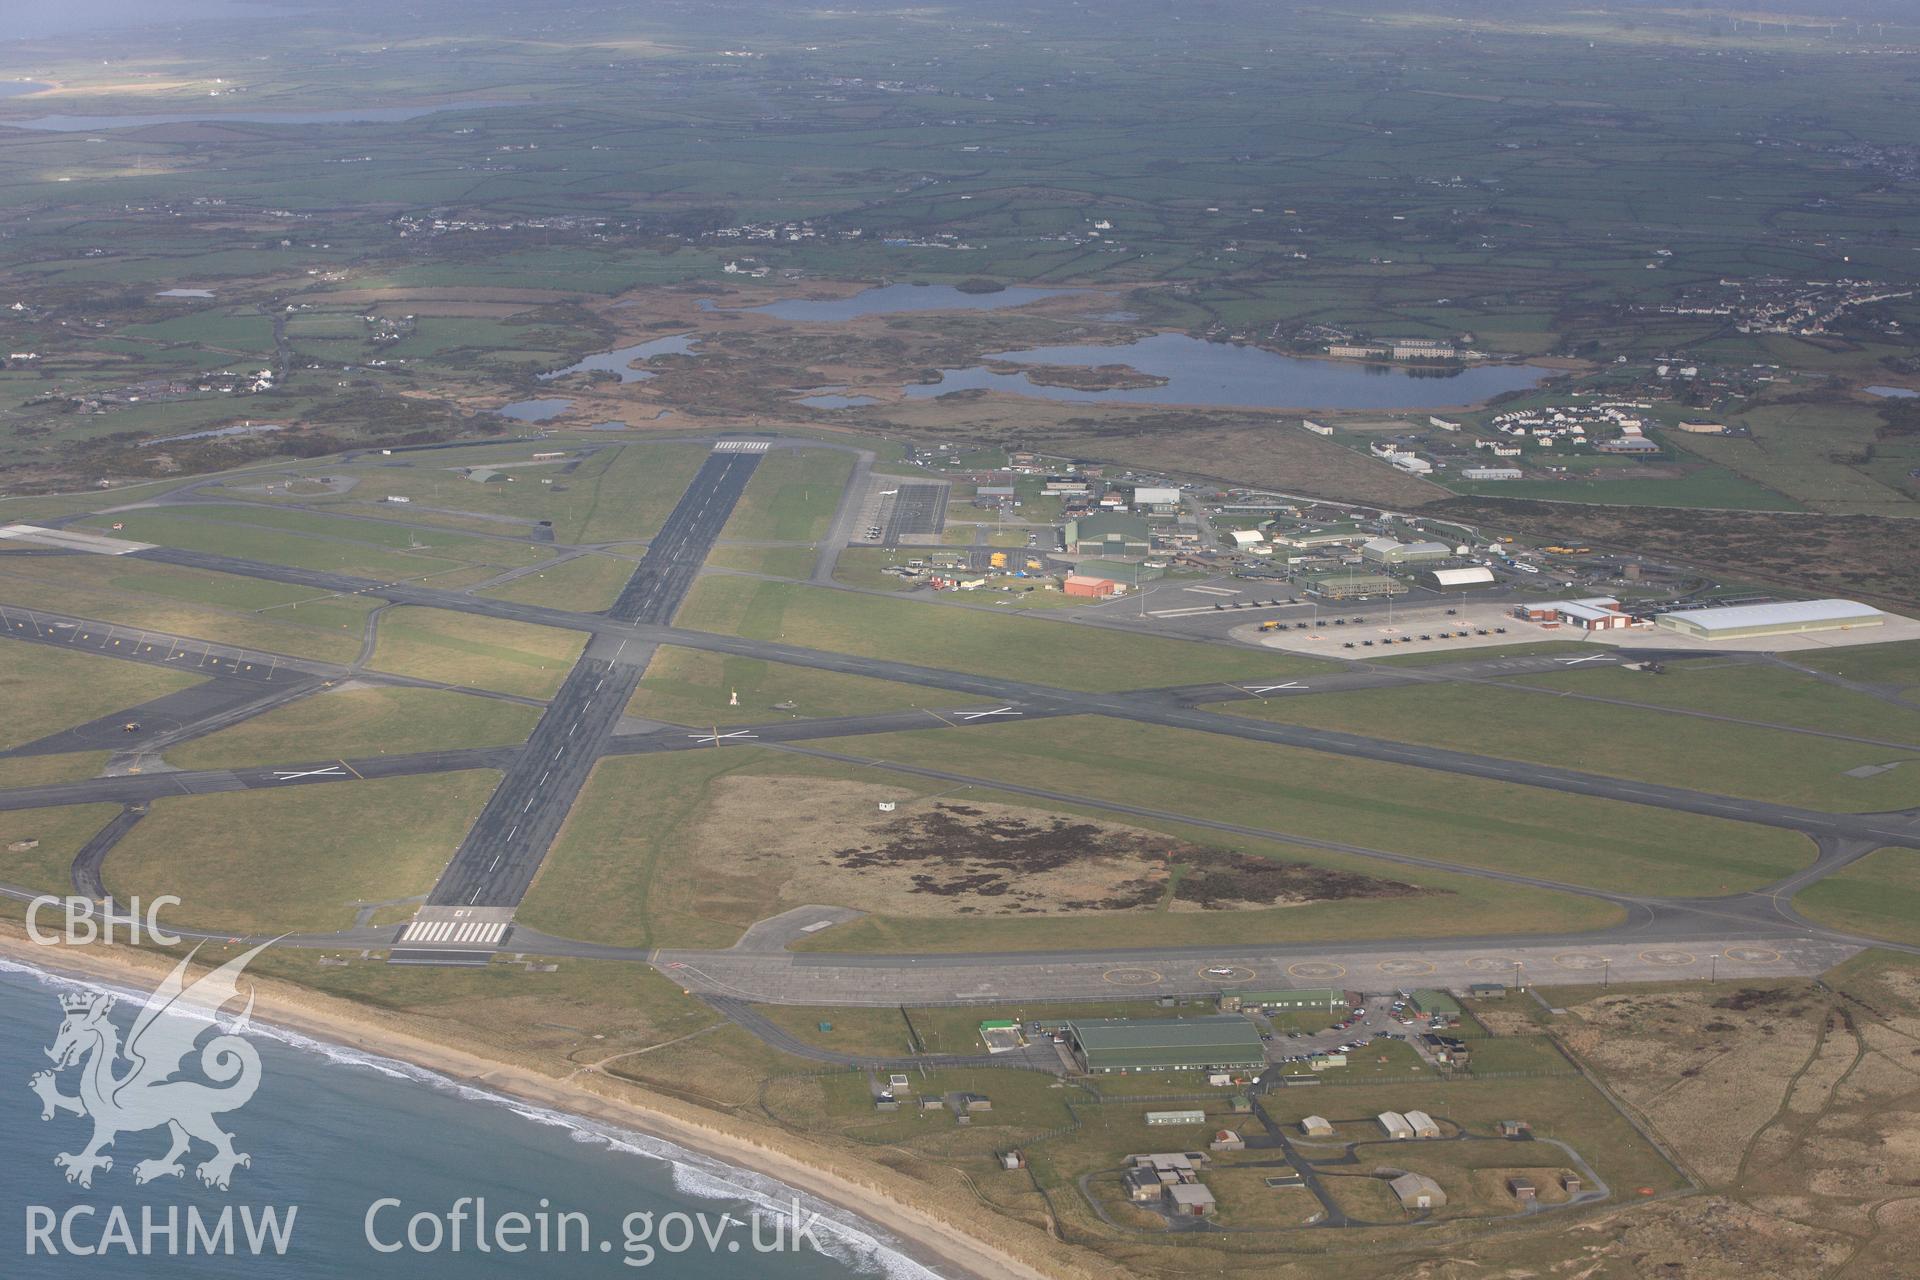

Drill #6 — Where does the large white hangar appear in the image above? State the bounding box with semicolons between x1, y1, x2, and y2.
1655;599;1884;640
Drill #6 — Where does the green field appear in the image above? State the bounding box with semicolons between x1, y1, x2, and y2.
1667;402;1918;516
703;545;818;578
625;645;945;726
829;547;922;591
1513;658;1920;743
517;753;750;949
110;772;501;934
0;553;383;662
474;552;637;611
568;443;714;545
75;508;486;581
720;448;854;543
1794;849;1920;947
673;577;1332;692
166;685;541;770
797;718;1815;898
1216;681;1920;812
0;752;112;791
367;607;585;698
0;804;126;897
0;643;203;750
1788;640;1920;699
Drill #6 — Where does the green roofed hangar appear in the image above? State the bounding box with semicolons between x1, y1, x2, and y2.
1065;1016;1266;1074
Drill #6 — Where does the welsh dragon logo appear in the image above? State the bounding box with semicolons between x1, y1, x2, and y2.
29;942;270;1191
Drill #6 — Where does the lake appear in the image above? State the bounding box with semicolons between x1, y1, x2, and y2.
710;283;1081;322
496;398;574;422
902;333;1553;410
798;392;880;409
539;335;695;384
4;102;517;132
0;959;918;1279
0;82;49;98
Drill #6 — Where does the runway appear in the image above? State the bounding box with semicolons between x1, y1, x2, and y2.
398;445;763;948
607;448;763;623
648;933;1865;1006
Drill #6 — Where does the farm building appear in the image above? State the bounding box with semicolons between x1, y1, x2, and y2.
1359;537;1451;565
1063;574;1118;599
1076;556;1161;586
1426;566;1495;589
1595;435;1662;454
1222;988;1346;1013
1165;1184;1217;1217
1514;597;1642;632
1145;1110;1206;1127
1554;599;1642;632
1378;1112;1415;1140
1412;990;1462;1018
1065;1017;1266;1074
1299;571;1407;600
1064;513;1150;556
1389;1172;1447;1210
1655;599;1883;640
1275;523;1368;549
1405;1110;1441;1138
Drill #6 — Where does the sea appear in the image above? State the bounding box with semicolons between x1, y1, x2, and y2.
0;959;939;1280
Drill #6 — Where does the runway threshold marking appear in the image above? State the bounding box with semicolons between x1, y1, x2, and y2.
398;920;508;945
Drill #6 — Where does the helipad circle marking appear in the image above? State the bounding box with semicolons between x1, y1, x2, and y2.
1286;961;1345;980
1464;956;1521;972
1553;952;1611;970
1377;959;1434;977
1638;949;1696;967
1197;965;1256;983
1103;966;1163;986
1724;946;1781;964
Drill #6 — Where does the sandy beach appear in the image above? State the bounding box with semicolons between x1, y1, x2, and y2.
0;927;1090;1280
